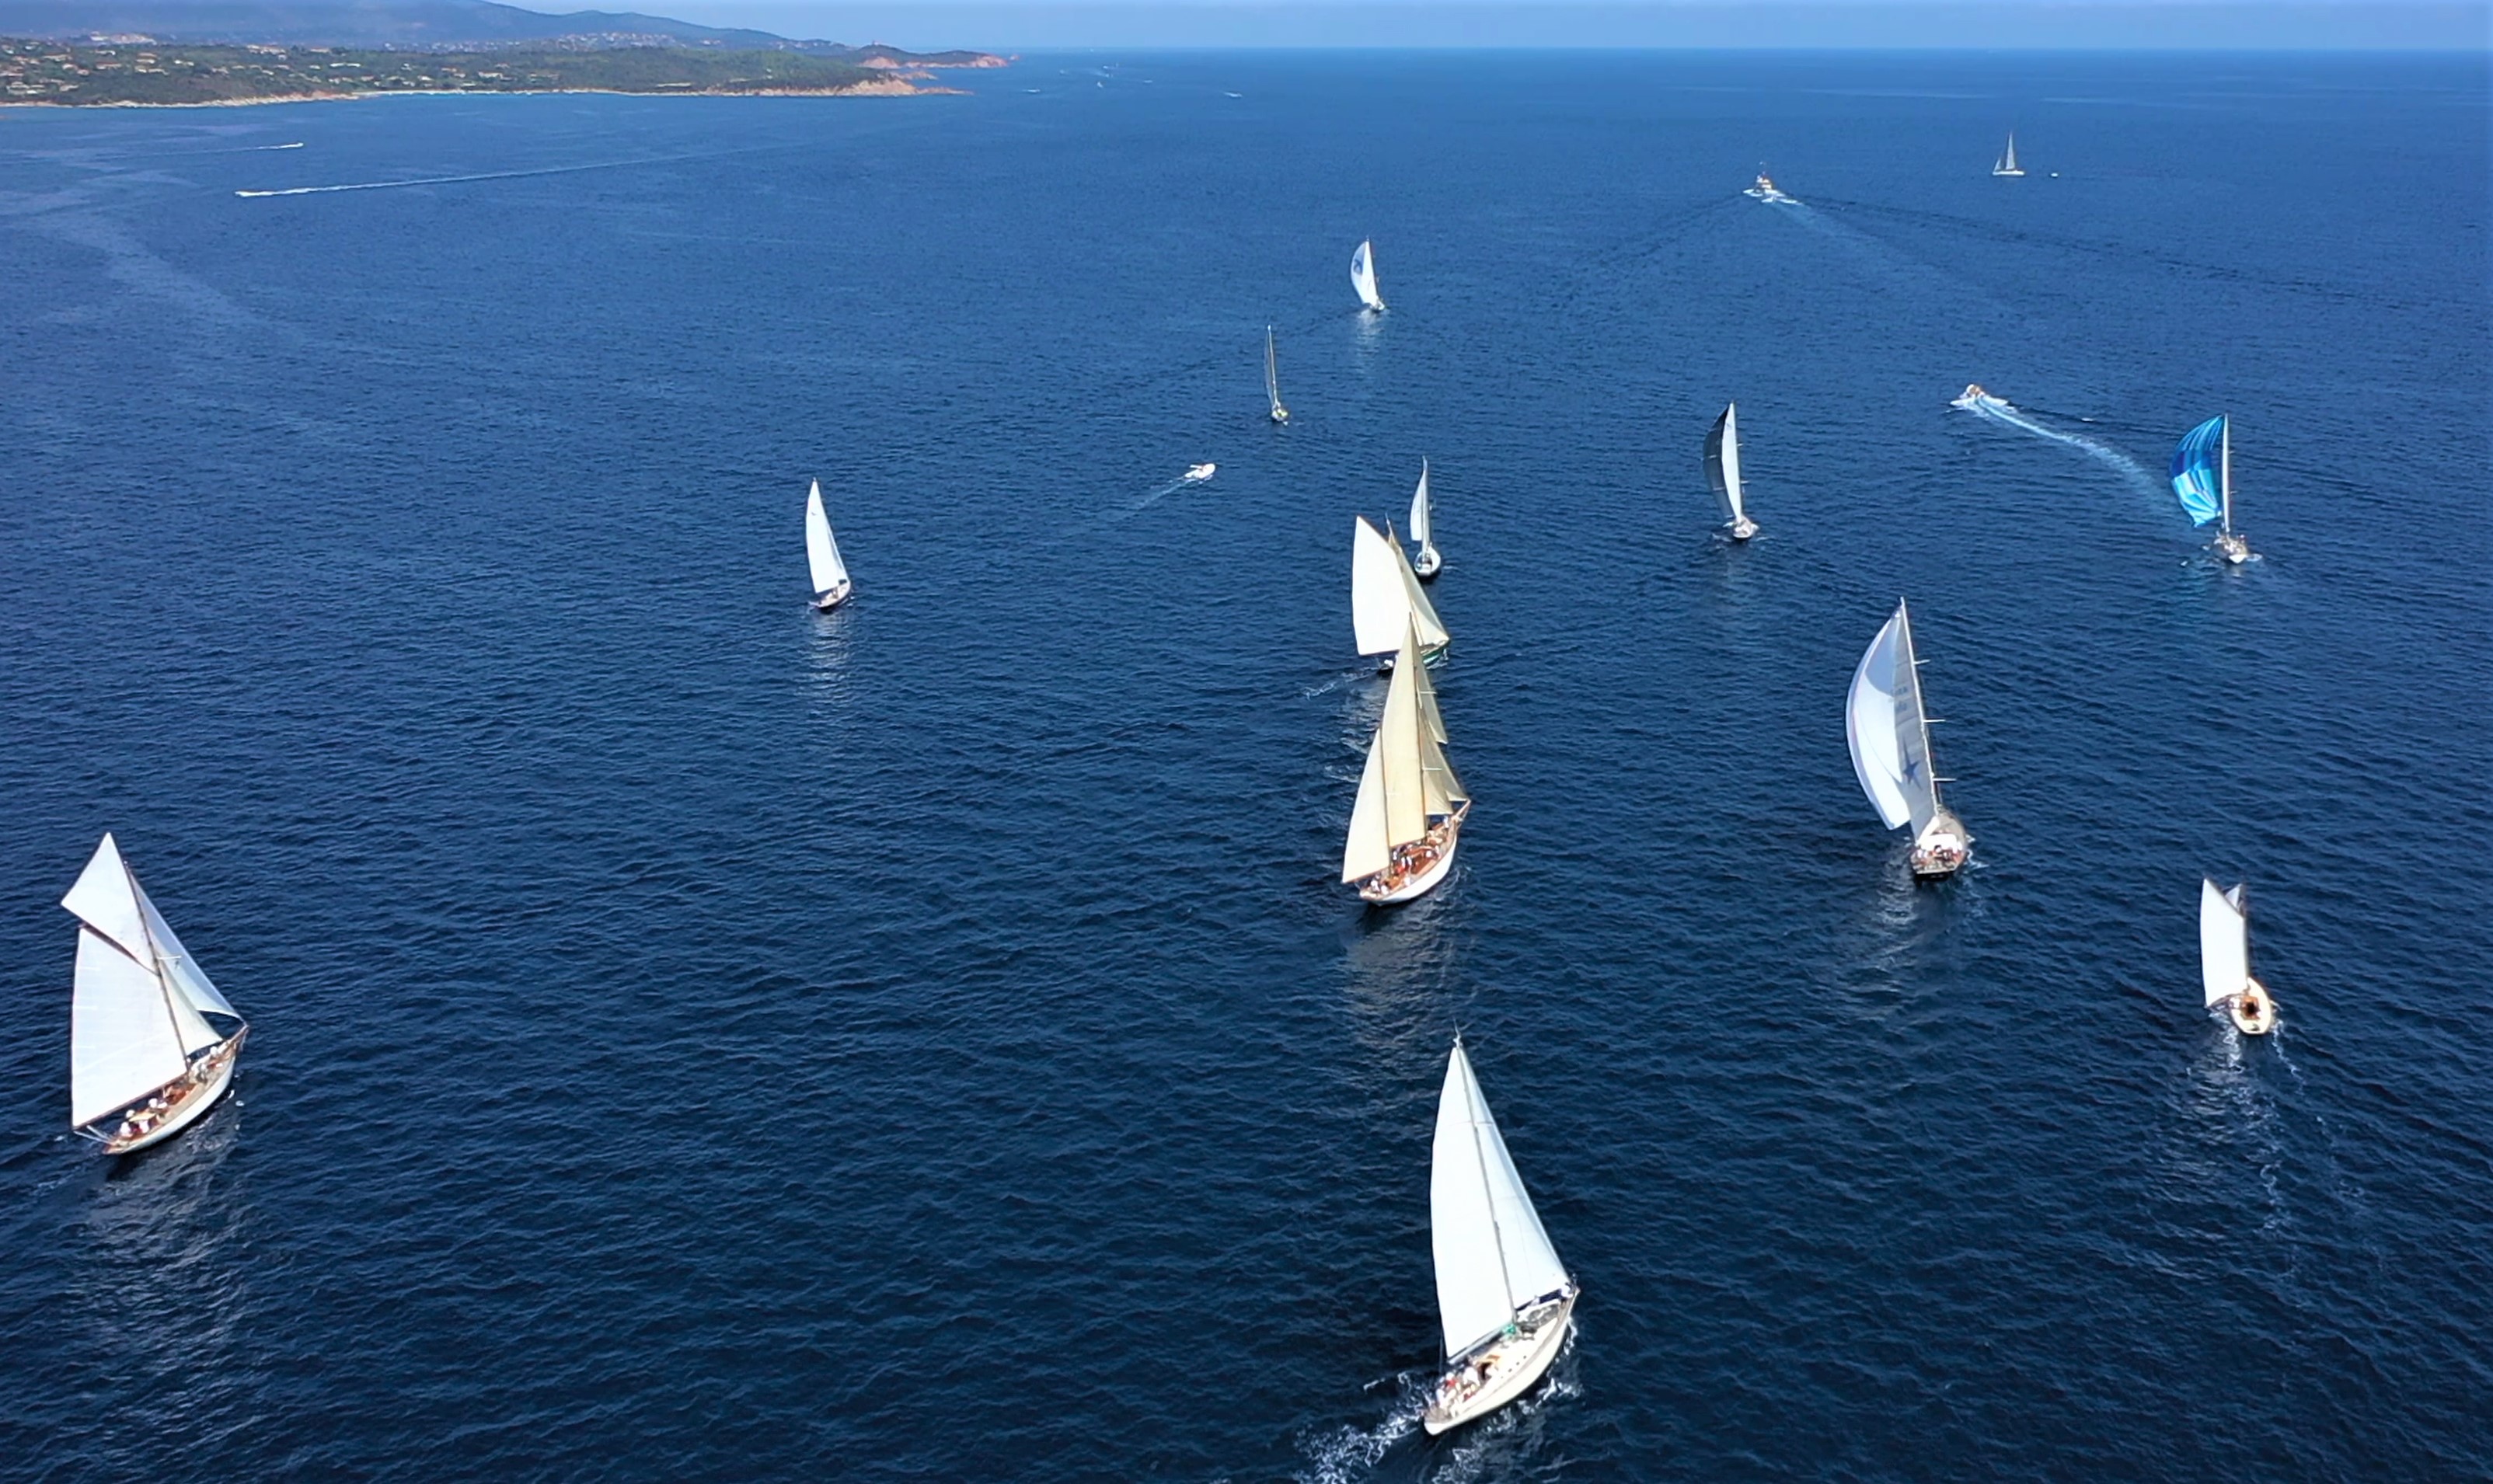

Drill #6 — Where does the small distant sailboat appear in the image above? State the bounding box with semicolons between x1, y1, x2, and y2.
1351;239;1386;314
1705;402;1759;542
1993;131;2025;177
1408;458;1442;579
1846;599;1972;879
1423;1037;1577;1434
1745;170;1796;204
2170;415;2252;564
2200;878;2278;1035
804;479;852;611
1351;514;1449;667
1341;622;1467;904
1184;462;1217;483
62;834;249;1155
1264;325;1289;424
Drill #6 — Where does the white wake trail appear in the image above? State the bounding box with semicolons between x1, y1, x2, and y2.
238;152;712;198
1958;393;2157;493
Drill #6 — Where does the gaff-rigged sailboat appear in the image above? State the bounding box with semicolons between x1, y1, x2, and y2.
804;479;853;610
1705;402;1759;541
1993;131;2025;177
1408;458;1442;579
1423;1037;1577;1435
1846;599;1972;879
61;834;249;1155
1351;239;1386;313
2171;416;2252;564
1351;514;1449;667
2200;878;2278;1035
1265;325;1289;424
1342;622;1467;904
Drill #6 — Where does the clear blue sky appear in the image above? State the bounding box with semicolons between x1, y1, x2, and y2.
647;2;2489;51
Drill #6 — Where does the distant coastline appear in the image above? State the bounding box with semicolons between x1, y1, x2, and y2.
0;37;1003;106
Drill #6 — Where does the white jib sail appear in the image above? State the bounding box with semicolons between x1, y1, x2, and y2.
1846;607;1913;831
1351;517;1450;656
2200;879;2250;1008
1706;403;1745;525
804;480;848;596
1351;239;1385;312
1431;1040;1571;1360
1410;459;1433;546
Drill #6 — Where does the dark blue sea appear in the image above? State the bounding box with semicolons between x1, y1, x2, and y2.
2;49;2488;1482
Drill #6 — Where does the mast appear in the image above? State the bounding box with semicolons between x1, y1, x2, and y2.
2219;415;2233;537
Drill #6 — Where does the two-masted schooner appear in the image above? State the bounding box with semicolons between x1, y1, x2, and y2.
1351;514;1449;667
1992;131;2025;177
1705;402;1759;542
1846;599;1972;879
1424;1037;1578;1434
1342;622;1467;904
1407;458;1442;579
1351;239;1386;314
1264;326;1290;424
804;479;853;610
61;834;249;1155
2170;415;2252;564
2200;878;2279;1035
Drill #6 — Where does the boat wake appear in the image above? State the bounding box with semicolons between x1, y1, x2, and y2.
236;151;717;198
1294;1374;1429;1484
1951;388;2158;493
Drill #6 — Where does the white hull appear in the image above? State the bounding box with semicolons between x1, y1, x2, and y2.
2226;979;2278;1036
1412;545;1442;580
1424;1291;1576;1435
812;580;853;611
1726;517;1758;542
1270;408;1289;424
2214;531;2252;565
96;1035;241;1155
1361;826;1459;905
1909;826;1971;880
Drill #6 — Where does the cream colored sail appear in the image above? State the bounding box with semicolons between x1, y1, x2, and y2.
1341;625;1442;882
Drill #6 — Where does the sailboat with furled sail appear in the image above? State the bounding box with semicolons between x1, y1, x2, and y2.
1846;599;1972;879
2200;878;2278;1035
1407;458;1442;579
1264;325;1289;424
1352;514;1449;667
61;834;249;1155
1342;621;1467;904
1423;1036;1578;1434
804;479;852;610
2170;415;2252;564
1351;239;1386;313
1705;402;1759;541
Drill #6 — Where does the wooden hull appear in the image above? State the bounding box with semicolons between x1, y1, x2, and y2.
97;1032;243;1155
1361;825;1459;906
1424;1291;1577;1435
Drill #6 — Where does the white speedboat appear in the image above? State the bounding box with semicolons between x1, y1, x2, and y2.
61;834;250;1155
1745;171;1796;204
1422;1038;1578;1434
1705;402;1759;541
804;479;853;610
1351;239;1386;314
1343;622;1466;906
1951;383;2007;412
1264;325;1289;424
2170;416;2253;564
1847;600;1972;880
1407;458;1442;579
1183;462;1216;482
2201;878;2279;1034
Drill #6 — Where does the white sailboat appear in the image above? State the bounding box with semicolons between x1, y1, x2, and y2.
1265;325;1289;424
1846;599;1972;879
1408;458;1442;579
1705;402;1759;541
1342;622;1467;904
804;479;853;611
2200;878;2278;1035
1351;514;1449;667
61;834;248;1155
2170;416;2252;564
1993;131;2025;177
1351;239;1386;313
1424;1037;1577;1435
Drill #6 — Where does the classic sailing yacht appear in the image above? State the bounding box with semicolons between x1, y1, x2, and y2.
1424;1037;1578;1435
1408;458;1442;579
804;479;853;610
1992;131;2025;177
1265;326;1289;424
2170;416;2252;564
1343;622;1467;904
61;834;249;1155
2200;879;2279;1035
1351;239;1386;313
1351;515;1449;667
1846;599;1972;879
1705;402;1759;541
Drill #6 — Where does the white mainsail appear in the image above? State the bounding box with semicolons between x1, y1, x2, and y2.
1705;402;1745;526
804;479;848;597
1342;625;1445;883
1351;239;1386;312
62;834;238;1128
1431;1040;1571;1360
1265;326;1287;420
2200;879;2251;1008
1410;459;1433;547
1848;600;1946;834
1351;516;1449;657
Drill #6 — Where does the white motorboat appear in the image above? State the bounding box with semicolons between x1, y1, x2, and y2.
1183;462;1217;483
1342;622;1466;906
804;479;853;610
1351;514;1449;667
1351;239;1386;313
1407;458;1442;579
1265;325;1289;424
1951;383;2010;413
2200;878;2278;1034
2170;416;2253;564
1745;171;1796;204
1846;599;1972;879
1992;131;2026;178
1422;1037;1578;1435
61;834;249;1155
1705;402;1759;541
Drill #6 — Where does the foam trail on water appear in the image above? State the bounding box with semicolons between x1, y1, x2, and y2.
1294;1375;1428;1483
239;152;703;197
1958;393;2158;494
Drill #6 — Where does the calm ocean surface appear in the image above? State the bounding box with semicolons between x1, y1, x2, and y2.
2;50;2487;1482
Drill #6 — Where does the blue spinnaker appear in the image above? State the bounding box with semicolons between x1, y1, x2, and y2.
2170;416;2226;527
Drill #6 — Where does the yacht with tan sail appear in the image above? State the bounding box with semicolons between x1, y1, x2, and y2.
1351;514;1449;668
1341;622;1466;905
